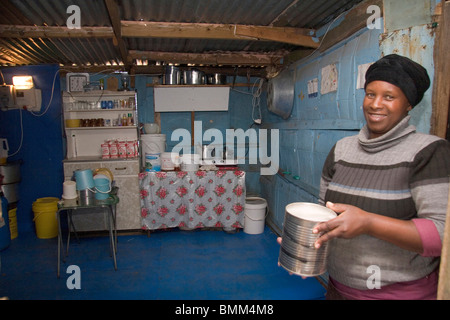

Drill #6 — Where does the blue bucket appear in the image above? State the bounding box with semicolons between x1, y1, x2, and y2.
75;169;95;191
94;178;111;200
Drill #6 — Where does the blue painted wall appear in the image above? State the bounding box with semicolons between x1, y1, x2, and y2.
261;26;384;232
0;64;63;234
62;73;267;196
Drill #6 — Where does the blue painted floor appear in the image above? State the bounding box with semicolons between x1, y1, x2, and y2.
0;227;326;300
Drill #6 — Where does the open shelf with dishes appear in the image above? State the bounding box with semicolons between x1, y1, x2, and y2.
62;90;141;231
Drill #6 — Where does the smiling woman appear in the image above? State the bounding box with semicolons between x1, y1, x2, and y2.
363;81;411;139
309;54;450;300
362;54;431;139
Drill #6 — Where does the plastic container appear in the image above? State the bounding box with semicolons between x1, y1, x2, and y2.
65;119;80;128
94;177;111;200
74;169;95;191
161;152;179;170
180;154;200;171
244;197;267;235
32;197;59;239
144;153;161;172
143;123;160;134
141;134;166;167
62;180;77;200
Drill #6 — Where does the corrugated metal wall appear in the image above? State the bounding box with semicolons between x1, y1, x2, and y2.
261;25;383;232
261;0;438;233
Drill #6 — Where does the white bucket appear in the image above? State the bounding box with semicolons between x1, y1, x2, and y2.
244;197;267;235
141;134;166;167
145;153;161;172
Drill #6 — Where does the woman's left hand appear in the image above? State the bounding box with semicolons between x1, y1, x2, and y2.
313;202;372;249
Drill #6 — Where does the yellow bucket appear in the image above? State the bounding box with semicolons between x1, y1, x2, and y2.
8;208;18;239
32;197;59;239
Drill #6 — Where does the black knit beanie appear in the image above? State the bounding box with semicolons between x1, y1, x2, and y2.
364;54;430;107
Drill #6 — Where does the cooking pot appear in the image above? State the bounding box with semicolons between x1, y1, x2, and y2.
163;65;180;85
0;161;21;184
207;73;227;85
183;69;205;85
1;183;19;203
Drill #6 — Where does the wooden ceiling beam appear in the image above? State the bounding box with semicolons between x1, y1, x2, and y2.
128;50;286;67
58;65;125;75
104;0;129;68
121;21;318;48
0;22;318;49
0;25;113;38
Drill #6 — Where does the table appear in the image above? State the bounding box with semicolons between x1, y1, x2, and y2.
57;189;119;278
139;169;246;231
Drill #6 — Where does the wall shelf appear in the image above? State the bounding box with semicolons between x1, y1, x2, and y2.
154;85;230;112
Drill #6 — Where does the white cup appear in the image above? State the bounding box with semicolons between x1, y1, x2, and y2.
62;180;78;199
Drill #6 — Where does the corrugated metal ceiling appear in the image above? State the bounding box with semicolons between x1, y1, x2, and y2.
0;0;364;74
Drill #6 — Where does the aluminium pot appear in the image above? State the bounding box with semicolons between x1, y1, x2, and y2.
207;73;227;85
1;183;19;203
0;161;21;184
163;65;180;85
183;69;205;85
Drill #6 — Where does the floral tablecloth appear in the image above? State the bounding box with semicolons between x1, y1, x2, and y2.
139;170;246;230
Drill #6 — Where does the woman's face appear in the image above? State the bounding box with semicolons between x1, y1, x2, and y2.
363;80;412;139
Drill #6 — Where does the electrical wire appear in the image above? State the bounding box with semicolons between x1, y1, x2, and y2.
251;78;264;123
29;68;59;117
0;69;5;85
6;108;23;158
297;9;350;62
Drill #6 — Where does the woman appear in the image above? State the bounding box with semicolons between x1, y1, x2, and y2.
280;54;450;299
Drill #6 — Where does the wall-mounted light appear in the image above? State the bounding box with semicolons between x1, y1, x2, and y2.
12;75;41;112
13;75;34;90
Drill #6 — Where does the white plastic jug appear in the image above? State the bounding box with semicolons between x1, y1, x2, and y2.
0;139;9;164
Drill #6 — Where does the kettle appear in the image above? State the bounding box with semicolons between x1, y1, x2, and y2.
0;139;8;165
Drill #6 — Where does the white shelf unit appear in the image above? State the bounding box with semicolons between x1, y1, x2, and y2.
62;90;141;231
63;90;138;160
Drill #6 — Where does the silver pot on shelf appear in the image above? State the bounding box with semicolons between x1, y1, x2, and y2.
163;65;181;85
207;73;227;85
183;69;205;85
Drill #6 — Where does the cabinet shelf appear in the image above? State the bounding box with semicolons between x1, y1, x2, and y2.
65;126;137;130
66;108;135;112
64;156;139;162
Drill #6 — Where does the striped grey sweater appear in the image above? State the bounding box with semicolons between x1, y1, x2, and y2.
319;115;450;290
